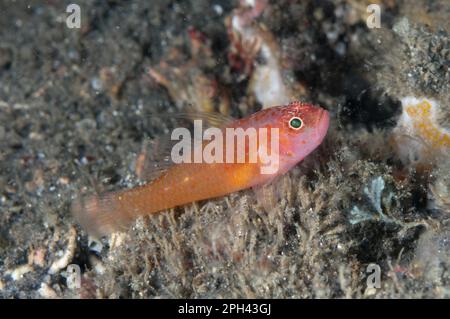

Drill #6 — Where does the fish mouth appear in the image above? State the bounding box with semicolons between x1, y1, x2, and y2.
316;109;330;137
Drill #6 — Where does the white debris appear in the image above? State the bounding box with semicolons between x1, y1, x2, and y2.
48;227;77;275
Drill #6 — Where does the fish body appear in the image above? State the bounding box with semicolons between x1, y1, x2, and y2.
73;101;329;236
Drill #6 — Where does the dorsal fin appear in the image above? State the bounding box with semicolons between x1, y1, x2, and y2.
136;109;235;182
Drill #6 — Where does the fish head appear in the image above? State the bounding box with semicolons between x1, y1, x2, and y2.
261;101;330;172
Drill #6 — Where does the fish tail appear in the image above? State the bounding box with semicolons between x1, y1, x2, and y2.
72;192;134;237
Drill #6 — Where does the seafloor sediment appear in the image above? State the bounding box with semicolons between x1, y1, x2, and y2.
0;0;448;298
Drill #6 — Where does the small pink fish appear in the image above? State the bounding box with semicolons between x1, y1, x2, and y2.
73;101;329;236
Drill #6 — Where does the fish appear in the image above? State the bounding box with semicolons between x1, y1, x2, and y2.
72;101;330;237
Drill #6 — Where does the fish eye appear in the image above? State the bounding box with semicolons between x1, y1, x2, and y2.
289;117;303;130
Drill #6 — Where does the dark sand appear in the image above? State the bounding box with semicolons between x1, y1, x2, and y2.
0;0;448;298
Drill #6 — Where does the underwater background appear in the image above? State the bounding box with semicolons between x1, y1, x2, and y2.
0;0;449;298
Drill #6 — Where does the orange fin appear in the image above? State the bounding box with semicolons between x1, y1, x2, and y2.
252;175;287;213
72;192;131;238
